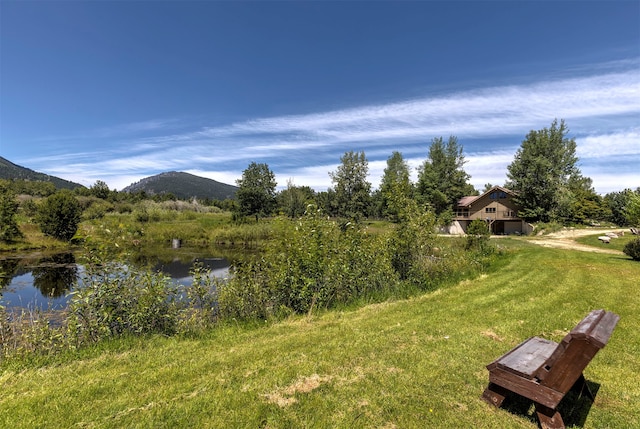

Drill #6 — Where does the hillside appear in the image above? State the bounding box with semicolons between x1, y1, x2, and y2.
122;171;238;200
0;156;84;190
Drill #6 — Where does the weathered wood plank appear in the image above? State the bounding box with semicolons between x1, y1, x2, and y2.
488;367;564;408
589;311;620;348
494;337;557;379
482;309;620;429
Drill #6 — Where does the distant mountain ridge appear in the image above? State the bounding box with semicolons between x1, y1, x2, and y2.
122;171;238;200
0;156;84;189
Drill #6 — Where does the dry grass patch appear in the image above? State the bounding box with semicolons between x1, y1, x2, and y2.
480;329;504;342
264;374;333;407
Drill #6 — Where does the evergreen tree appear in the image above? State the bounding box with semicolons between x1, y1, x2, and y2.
506;119;586;223
235;162;277;221
329;151;371;220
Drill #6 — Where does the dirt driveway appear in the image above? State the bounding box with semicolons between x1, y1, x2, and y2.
526;228;627;255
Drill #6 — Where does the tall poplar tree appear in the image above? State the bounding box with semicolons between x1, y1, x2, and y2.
379;151;412;221
329;151;371;220
416;136;475;217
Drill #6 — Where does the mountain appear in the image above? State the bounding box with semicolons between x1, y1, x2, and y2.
122;171;238;200
0;156;85;190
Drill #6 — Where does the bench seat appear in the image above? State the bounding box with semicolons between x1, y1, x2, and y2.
488;337;557;379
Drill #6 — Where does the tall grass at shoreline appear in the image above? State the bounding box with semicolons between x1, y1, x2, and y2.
1;209;494;363
79;210;274;251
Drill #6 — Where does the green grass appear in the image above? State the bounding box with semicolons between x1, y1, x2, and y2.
79;211;273;250
576;231;637;252
1;241;639;428
0;221;71;252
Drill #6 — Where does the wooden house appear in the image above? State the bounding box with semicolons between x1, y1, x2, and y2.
449;186;533;235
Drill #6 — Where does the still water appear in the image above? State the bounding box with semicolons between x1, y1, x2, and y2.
0;250;232;311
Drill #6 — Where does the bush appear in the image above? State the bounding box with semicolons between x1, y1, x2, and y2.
82;200;115;220
465;219;491;250
36;191;82;241
623;237;640;261
387;196;438;286
20;198;39;217
179;264;220;331
0;184;23;242
68;261;179;343
218;209;397;318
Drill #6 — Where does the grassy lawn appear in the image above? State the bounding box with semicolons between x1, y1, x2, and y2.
576;232;637;253
1;240;638;428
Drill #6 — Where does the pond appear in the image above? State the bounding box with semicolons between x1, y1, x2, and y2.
0;248;234;311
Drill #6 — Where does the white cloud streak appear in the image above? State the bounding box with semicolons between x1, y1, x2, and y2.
25;63;640;194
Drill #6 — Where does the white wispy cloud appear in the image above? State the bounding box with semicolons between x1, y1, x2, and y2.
164;69;639;146
24;62;640;194
32;118;182;143
576;129;640;158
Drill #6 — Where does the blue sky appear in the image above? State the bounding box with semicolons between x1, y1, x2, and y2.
1;1;639;194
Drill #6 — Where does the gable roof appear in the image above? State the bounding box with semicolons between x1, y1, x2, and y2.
457;185;516;208
458;196;478;206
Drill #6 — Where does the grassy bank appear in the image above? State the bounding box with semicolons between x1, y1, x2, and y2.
576;231;637;253
80;211;274;249
1;239;638;428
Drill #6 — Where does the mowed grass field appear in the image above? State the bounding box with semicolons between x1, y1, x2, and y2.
1;238;638;428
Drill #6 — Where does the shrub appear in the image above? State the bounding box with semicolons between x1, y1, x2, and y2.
68;261;179;343
387;196;438;286
465;219;491;250
116;203;133;214
623;238;640;261
36;190;82;241
0;184;23;242
179;264;220;331
218;209;397;318
83;200;115;220
20;198;39;217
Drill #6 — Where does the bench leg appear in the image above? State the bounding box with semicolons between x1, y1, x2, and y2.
535;403;565;429
482;383;508;407
572;374;595;401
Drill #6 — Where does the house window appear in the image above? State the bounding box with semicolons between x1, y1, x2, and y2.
485;207;496;213
490;191;507;199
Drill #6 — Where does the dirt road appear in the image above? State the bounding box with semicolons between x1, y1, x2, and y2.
526;228;627;255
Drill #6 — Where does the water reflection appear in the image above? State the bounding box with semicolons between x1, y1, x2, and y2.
0;249;233;310
31;253;78;298
0;258;19;289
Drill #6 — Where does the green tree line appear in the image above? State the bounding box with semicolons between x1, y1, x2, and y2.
2;120;640;247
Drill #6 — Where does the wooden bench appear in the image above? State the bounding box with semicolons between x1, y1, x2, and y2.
482;309;620;429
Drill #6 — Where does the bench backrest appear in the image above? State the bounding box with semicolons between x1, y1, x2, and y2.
536;309;620;394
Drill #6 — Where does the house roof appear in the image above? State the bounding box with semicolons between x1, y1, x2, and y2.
457;196;478;206
457;185;515;208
